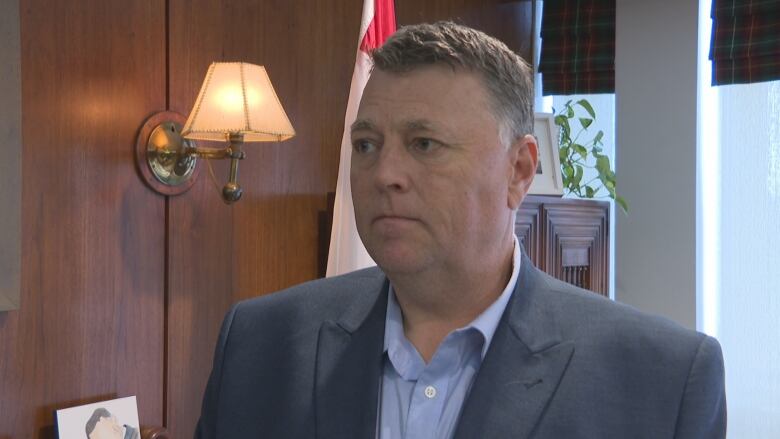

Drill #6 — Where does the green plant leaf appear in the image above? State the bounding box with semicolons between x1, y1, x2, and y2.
596;156;610;175
594;130;604;144
616;196;629;214
564;164;574;178
573;143;588;158
574;165;584;186
566;105;574;118
560;147;568;162
577;99;596;118
585;186;595;198
579;118;593;129
556;116;571;141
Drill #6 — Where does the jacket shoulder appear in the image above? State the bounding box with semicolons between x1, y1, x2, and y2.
229;266;386;334
531;270;710;357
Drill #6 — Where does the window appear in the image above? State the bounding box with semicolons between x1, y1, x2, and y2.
699;1;780;435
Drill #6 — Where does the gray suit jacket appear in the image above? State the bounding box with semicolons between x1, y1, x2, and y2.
195;253;726;438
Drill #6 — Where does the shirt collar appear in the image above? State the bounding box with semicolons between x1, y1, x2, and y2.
383;236;522;361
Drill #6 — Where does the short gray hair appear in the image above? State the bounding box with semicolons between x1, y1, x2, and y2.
370;21;534;146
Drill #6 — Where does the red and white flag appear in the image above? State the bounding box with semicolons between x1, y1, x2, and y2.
326;0;396;277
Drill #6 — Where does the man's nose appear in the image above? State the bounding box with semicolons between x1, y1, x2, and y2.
372;142;411;193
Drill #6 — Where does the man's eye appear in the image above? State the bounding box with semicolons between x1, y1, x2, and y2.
353;139;377;154
411;138;440;153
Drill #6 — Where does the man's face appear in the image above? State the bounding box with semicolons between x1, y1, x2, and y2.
89;415;123;439
350;66;534;276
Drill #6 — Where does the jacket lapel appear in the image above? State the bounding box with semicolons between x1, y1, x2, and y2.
314;273;389;439
454;253;575;439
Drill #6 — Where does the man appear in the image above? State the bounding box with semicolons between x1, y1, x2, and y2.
195;22;726;438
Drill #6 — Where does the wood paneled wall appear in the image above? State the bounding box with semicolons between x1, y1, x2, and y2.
0;1;167;438
0;1;532;437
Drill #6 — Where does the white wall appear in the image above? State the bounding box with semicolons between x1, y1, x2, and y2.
615;0;699;329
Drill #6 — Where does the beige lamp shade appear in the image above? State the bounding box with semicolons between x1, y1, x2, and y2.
181;62;295;142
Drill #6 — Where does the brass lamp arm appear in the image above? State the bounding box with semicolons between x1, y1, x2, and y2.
183;145;246;161
183;141;246;204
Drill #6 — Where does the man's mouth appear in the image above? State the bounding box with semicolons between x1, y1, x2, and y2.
372;215;419;226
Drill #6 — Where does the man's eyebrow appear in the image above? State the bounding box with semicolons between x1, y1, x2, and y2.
350;119;376;134
350;118;446;135
406;119;457;140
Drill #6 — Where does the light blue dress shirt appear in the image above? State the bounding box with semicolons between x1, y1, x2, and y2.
378;237;521;439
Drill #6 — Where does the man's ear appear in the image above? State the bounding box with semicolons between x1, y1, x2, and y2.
507;134;539;210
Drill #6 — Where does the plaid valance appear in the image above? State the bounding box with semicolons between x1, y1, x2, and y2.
539;0;616;95
710;0;780;85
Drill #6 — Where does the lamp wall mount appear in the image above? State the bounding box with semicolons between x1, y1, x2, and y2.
135;111;246;203
135;111;200;196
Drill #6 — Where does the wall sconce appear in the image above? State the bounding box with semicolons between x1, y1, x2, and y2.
135;62;295;203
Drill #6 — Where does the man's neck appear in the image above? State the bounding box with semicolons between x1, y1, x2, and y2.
388;239;515;363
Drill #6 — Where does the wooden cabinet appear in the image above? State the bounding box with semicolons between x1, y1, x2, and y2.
516;196;610;297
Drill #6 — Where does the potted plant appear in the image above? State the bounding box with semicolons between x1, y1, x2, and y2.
554;99;628;214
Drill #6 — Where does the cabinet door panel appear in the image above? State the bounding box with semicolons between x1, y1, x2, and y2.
519;196;610;296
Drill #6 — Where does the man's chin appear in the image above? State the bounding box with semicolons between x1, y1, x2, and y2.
370;248;432;277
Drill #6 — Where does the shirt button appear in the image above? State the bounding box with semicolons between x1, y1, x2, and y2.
424;385;437;399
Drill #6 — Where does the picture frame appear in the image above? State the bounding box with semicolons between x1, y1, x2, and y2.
55;396;141;439
528;113;564;196
0;0;22;311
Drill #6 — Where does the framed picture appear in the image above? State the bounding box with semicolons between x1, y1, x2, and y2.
0;0;21;311
528;113;564;196
55;396;141;439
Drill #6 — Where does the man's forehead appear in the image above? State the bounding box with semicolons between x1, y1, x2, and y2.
361;66;483;104
354;66;496;137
